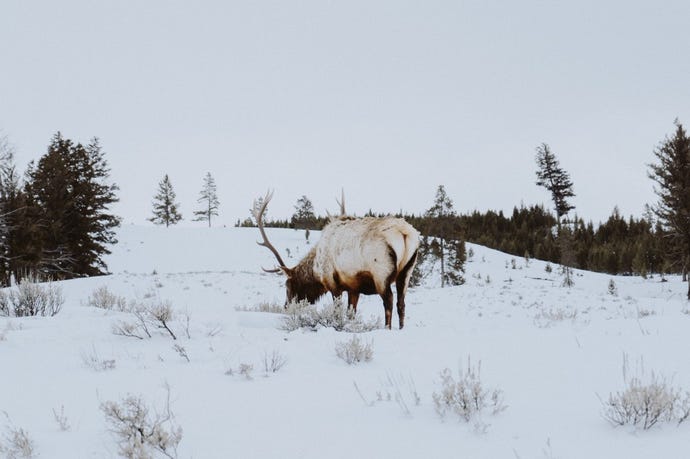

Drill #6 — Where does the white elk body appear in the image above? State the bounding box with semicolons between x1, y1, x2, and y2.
314;217;420;298
254;192;420;329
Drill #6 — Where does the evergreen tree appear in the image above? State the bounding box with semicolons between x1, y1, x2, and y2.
193;172;219;227
432;238;466;287
648;120;690;297
425;185;465;287
24;133;120;278
409;235;431;287
0;135;22;284
149;174;182;227
535;143;575;227
291;195;317;230
558;226;576;287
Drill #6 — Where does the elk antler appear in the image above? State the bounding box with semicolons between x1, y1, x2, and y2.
336;188;346;216
252;190;288;273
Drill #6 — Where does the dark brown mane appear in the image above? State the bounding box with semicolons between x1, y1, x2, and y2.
288;249;327;303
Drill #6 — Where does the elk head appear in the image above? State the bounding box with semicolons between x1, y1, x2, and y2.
252;190;325;305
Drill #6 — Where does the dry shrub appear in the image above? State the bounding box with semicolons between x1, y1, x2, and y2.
335;335;373;365
101;386;182;459
0;414;36;458
112;300;177;340
432;358;507;423
88;286;128;311
0;275;64;317
280;298;381;333
262;349;287;374
602;355;690;429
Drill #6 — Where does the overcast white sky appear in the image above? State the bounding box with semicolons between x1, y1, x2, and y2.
2;0;690;227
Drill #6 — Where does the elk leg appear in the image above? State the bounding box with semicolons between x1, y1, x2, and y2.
347;291;360;314
381;288;394;330
395;280;406;329
395;249;418;330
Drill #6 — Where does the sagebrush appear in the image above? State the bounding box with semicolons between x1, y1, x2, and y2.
112;299;178;340
88;286;128;311
0;414;36;458
280;298;381;333
335;335;373;365
432;358;507;424
602;355;690;429
101;387;182;459
0;276;64;318
262;349;288;374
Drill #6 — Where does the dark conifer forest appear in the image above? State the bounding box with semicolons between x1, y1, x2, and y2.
4;121;690;287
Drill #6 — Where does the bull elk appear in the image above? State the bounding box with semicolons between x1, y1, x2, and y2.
253;191;420;329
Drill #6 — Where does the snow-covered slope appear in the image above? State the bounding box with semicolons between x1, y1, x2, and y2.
1;226;689;458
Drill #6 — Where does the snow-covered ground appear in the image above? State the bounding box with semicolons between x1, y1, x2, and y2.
1;225;690;458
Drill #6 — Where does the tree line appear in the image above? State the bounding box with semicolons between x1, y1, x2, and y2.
0;133;221;287
3;120;690;294
245;120;690;296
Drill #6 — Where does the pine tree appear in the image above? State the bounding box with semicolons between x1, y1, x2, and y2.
558;226;576;287
149;174;182;227
193;172;220;227
425;185;465;287
23;133;120;278
0;135;22;284
409;235;431;287
648;120;690;298
291;195;317;230
535;143;575;227
437;238;466;287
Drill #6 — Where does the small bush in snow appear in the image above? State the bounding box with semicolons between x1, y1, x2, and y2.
354;373;420;416
112;300;178;340
608;279;618;296
545;263;553;274
279;300;319;331
533;306;579;328
238;363;254;379
0;415;36;458
0;293;9;317
235;302;285;314
52;405;70;432
602;356;690;430
88;286;128;311
81;345;116;372
0;322;18;341
0;276;64;318
113;318;150;340
432;358;507;424
560;265;574;288
101;387;182;459
335;335;373;365
636;307;656;319
226;363;254;380
172;344;189;363
280;298;381;333
262;349;287;374
148;301;177;340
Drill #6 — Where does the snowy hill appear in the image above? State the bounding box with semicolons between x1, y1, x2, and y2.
1;225;689;458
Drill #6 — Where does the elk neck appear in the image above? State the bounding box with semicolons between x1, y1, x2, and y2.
290;247;327;303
